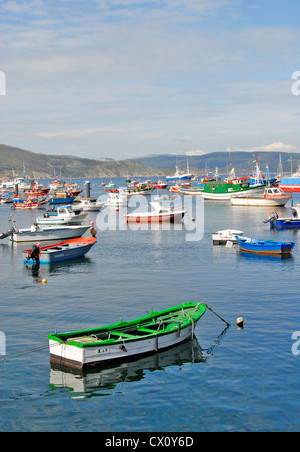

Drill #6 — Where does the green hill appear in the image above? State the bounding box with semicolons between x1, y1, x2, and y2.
0;144;162;178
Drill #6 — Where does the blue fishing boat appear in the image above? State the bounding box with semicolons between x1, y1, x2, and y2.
48;194;75;205
166;160;192;183
235;235;295;255
264;206;300;229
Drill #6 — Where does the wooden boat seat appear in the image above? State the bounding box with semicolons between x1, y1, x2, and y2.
137;327;157;334
109;331;137;339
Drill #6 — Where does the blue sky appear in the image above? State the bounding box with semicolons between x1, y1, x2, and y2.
0;0;300;160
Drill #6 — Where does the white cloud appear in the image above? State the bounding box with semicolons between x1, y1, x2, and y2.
226;142;299;153
186;149;207;156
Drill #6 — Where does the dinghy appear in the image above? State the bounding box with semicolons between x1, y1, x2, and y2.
264;205;300;229
23;237;97;264
48;302;206;369
11;223;92;242
235;235;295;255
212;229;244;245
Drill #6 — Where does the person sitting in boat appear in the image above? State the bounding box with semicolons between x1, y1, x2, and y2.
26;242;41;263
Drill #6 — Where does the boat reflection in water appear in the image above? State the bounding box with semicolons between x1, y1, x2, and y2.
49;338;205;398
237;249;294;263
23;256;95;281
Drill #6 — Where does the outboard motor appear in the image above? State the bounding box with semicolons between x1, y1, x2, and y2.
263;211;279;225
26;242;41;264
0;229;14;240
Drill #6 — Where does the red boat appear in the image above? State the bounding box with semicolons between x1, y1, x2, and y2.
12;199;48;209
24;188;50;197
156;180;168;189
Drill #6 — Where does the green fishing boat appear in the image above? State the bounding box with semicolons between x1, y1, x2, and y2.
202;176;265;201
48;302;206;369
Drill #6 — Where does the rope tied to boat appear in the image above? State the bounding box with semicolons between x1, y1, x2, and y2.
0;341;60;363
205;304;231;327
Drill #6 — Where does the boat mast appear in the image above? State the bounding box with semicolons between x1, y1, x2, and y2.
277;154;283;177
288;157;294;175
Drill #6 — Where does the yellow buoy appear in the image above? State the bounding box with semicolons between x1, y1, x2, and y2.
42;279;47;285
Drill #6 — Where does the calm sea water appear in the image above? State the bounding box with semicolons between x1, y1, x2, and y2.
1;177;300;432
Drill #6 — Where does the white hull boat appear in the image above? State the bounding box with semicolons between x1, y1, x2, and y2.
36;206;88;225
212;229;244;245
11;224;91;242
125;201;186;223
74;198;105;211
105;189;128;207
230;187;292;207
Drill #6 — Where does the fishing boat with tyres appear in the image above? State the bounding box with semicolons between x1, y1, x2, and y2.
12;198;48;209
48;302;207;369
235;235;295;255
202;175;266;201
23;237;97;265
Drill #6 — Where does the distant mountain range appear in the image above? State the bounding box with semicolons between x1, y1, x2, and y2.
0;144;298;178
134;152;298;176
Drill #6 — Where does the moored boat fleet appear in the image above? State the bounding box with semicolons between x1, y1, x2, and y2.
2;160;300;371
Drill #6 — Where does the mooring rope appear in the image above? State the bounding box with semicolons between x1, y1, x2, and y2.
0;342;59;363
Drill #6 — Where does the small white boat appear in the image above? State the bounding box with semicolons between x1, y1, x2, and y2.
230;187;292;207
212;229;244;245
10;223;92;242
179;187;203;195
105;189;128;207
74;198;105;212
125;201;186;224
36;205;88;225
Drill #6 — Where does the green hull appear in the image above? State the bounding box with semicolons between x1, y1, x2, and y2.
203;178;265;200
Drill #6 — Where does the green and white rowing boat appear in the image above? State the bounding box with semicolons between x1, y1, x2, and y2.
48;302;206;369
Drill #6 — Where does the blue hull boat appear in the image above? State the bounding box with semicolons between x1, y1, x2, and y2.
235;235;295;255
49;196;75;205
273;219;300;229
264;207;300;229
